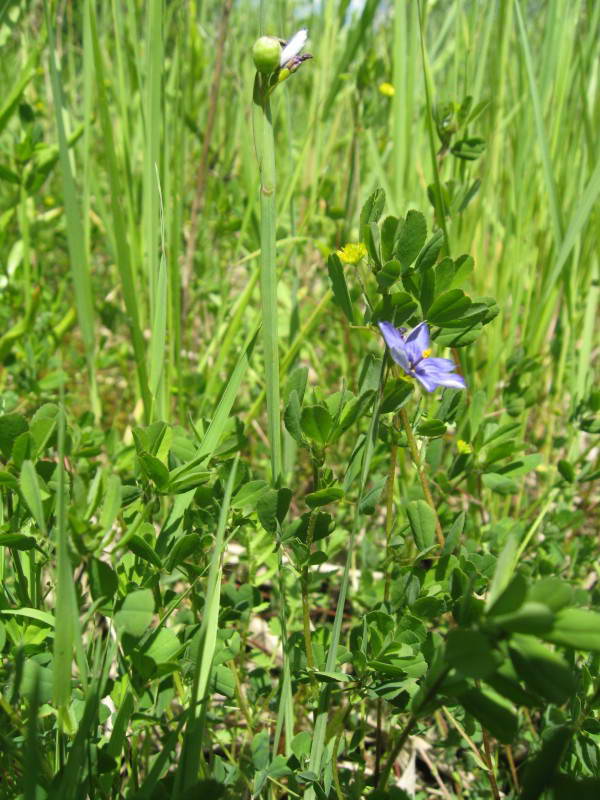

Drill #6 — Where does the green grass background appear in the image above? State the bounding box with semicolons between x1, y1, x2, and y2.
0;0;598;797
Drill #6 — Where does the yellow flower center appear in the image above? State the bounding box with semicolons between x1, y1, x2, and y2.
379;82;395;97
421;349;432;359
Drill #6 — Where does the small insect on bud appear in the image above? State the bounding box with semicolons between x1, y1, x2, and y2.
252;36;282;74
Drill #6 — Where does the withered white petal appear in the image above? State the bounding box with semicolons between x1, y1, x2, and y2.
280;28;308;65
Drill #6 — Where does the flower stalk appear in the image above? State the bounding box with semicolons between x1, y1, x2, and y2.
254;79;282;484
378;319;467;549
383;433;398;604
301;510;317;670
400;406;444;547
252;30;311;485
251;29;313;762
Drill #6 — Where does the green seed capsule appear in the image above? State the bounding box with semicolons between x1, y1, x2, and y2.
252;36;282;74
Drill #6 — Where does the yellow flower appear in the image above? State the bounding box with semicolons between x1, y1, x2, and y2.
379;82;395;97
457;439;473;454
336;242;367;264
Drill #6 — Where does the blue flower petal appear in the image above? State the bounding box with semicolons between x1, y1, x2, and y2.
404;322;430;364
390;348;411;373
378;321;404;349
378;322;411;373
424;357;457;372
416;363;466;390
435;373;467;389
378;319;466;392
414;370;439;392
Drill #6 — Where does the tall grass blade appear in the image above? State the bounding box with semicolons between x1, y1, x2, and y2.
176;456;239;791
45;1;99;418
24;673;44;800
542;154;600;300
87;0;152;422
321;0;383;117
198;324;259;462
149;169;168;420
19;461;47;536
51;402;74;718
514;0;562;246
417;0;450;253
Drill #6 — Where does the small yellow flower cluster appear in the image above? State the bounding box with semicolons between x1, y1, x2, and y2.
457;439;473;454
336;242;367;264
379;82;395;97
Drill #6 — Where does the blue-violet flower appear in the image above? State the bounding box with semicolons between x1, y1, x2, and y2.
378;321;466;392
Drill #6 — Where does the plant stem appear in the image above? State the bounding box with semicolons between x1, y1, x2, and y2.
377;666;450;790
181;0;233;319
305;360;387;799
482;728;501;800
375;434;398;783
245;289;333;429
383;434;398;604
254;72;291;761
505;745;520;793
301;464;319;670
331;703;351;800
272;547;294;757
399;407;444;547
255;79;282;485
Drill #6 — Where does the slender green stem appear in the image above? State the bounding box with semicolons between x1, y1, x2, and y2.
176;457;239;791
254;71;292;763
272;546;294;757
305;359;386;798
377;666;450;790
383;434;398;604
301;458;321;660
482;726;501;800
255;77;282;485
301;484;319;670
376;429;398;783
245;289;333;429
399;407;444;547
331;703;351;800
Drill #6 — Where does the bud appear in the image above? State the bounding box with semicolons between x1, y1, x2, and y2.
252;36;282;74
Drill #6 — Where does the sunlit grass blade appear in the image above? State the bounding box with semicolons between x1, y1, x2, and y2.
45;0;99;418
87;0;152;422
176;455;239;791
51;401;74;721
51;681;99;800
574;260;599;412
198;323;260;462
514;0;562;246
24;673;45;800
417;0;450;253
149;250;168;419
149;171;168;420
245;289;333;428
198;237;308;412
541;154;600;302
321;0;383;118
0;38;42;135
19;461;47;537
